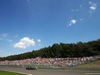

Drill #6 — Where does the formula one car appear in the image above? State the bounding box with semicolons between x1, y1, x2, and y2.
26;66;37;70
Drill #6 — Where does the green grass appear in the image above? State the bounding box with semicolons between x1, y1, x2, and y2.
40;68;100;71
77;60;100;67
65;69;100;71
0;70;26;75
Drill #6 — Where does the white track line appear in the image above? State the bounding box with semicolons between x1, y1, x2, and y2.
0;69;32;75
85;73;100;75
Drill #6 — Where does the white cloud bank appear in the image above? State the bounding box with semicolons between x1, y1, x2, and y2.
68;19;76;26
14;37;35;49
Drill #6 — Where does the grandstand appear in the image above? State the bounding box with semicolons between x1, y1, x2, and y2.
0;56;100;69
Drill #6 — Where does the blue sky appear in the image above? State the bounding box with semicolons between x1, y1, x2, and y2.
0;0;100;57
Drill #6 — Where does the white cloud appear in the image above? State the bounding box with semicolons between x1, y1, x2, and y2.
14;37;35;49
0;33;7;37
37;39;41;42
89;1;92;5
71;20;76;24
7;39;13;42
89;1;97;14
90;6;96;10
68;19;76;26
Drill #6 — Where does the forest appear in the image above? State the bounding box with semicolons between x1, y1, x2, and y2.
0;39;100;61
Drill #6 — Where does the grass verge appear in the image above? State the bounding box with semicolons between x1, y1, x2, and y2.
39;68;100;71
0;70;26;75
77;60;100;67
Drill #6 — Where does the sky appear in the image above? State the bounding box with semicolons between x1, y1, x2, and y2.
0;0;100;57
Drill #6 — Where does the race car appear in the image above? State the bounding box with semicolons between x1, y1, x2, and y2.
26;66;37;70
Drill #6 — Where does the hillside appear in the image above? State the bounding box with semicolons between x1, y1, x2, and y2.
77;59;100;67
0;39;100;61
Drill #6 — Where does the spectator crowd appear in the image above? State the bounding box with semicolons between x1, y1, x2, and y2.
0;56;100;67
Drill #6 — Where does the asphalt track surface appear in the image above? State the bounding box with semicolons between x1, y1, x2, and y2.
0;66;100;75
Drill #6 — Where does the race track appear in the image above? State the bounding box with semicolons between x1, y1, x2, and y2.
0;66;100;75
